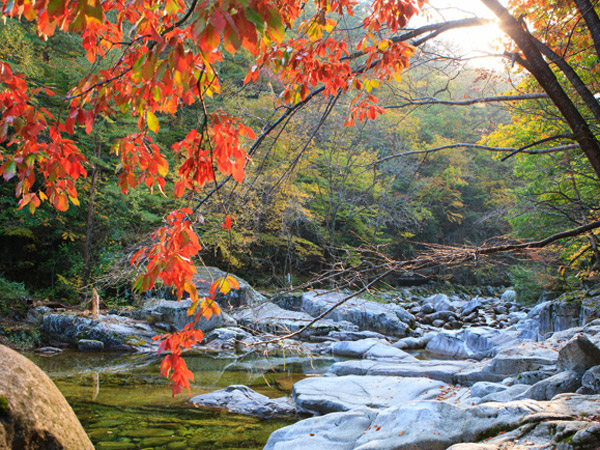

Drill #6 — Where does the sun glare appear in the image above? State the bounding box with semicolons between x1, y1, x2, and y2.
413;0;508;70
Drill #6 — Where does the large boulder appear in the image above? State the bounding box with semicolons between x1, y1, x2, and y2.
483;341;559;377
425;327;521;360
326;359;480;386
0;344;94;450
579;365;600;394
265;394;600;450
274;290;414;337
292;375;469;415
522;295;600;339
515;370;581;401
192;266;266;309
232;302;353;337
189;385;294;418
40;313;156;350
331;339;417;362
130;298;235;333
557;333;600;374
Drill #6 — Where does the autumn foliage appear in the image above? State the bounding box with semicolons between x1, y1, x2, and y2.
0;0;426;393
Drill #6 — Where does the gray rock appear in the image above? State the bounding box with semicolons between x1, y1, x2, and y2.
77;339;104;352
292;375;467;415
277;290;415;337
580;365;600;394
131;298;235;333
425;327;521;361
557;333;600;374
189;385;294;418
192;266;266;308
264;409;377;450
41;313;155;350
327;358;479;385
32;346;63;355
266;397;551;450
470;381;507;399
330;339;381;358
202;327;251;350
0;344;94;450
421;303;435;314
233;302;352;337
500;289;517;302
392;335;430;350
328;330;387;341
461;298;483;316
484;341;559;376
516;370;581;401
478;384;530;403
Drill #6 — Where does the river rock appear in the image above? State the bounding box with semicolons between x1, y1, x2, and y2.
40;313;156;350
515;370;581;401
202;327;252;350
483;341;559;376
556;333;600;374
266;398;543;450
327;359;479;385
274;290;414;337
130;298;236;333
233;302;352;337
331;339;417;362
264;408;377;450
327;330;388;341
0;344;94;450
579;365;600;394
425;327;521;360
500;289;517;302
77;339;104;352
192;266;266;309
292;375;469;415
267;394;600;450
189;385;294;418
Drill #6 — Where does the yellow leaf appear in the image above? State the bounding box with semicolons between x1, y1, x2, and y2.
147;111;159;133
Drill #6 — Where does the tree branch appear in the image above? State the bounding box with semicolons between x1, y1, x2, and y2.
371;143;579;166
384;93;549;108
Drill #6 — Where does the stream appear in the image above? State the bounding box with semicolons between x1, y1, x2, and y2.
28;350;336;450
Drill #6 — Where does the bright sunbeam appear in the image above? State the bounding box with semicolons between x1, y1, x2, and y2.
412;0;508;69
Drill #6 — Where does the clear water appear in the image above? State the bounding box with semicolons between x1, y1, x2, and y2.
28;350;335;450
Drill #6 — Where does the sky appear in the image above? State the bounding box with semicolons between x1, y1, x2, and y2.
411;0;509;69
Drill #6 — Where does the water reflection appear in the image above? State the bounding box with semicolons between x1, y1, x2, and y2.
27;350;336;450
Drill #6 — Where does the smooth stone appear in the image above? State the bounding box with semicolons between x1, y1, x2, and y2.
556;333;600;375
579;365;600;394
78;339;105;352
278;290;415;337
189;385;294;418
267;394;600;450
425;327;521;361
131;298;235;333
0;344;94;450
483;341;559;376
327;358;480;385
40;313;155;349
264;409;377;450
500;289;517;302
515;370;581;401
233;302;352;337
292;375;467;415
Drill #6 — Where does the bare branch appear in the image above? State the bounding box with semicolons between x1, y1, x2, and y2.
370;143;579;166
384;93;549;108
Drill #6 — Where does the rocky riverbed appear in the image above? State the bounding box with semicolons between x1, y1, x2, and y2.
20;271;600;449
